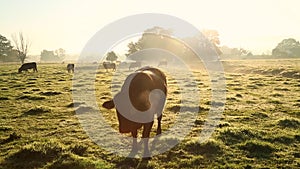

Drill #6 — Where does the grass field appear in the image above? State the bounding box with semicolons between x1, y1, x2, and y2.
0;59;299;168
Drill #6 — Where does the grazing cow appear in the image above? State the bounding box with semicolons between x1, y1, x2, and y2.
129;61;141;70
103;62;116;72
102;66;167;157
18;62;38;73
67;64;75;73
158;60;167;67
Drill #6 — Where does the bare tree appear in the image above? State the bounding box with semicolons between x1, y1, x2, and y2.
11;32;30;64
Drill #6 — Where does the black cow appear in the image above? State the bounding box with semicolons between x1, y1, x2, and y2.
103;62;116;72
67;64;75;73
129;61;141;70
18;62;38;73
102;66;167;157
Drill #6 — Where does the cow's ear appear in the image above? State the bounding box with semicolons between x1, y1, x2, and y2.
102;100;115;109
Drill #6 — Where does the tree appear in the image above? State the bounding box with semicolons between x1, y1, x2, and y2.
54;48;66;60
125;26;184;62
125;27;174;57
202;29;220;45
11;32;31;64
219;46;252;59
106;51;118;62
125;26;224;64
247;52;253;56
40;48;66;62
202;29;222;55
6;50;19;62
144;26;173;36
125;42;141;57
40;50;56;62
272;38;300;57
0;34;13;62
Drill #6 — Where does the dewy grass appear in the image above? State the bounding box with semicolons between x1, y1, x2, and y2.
0;61;300;168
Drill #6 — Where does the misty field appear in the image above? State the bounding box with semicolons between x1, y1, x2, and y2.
0;59;300;169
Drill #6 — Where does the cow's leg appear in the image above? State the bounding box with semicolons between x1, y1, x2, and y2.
131;130;138;151
128;129;138;157
156;114;162;135
142;122;154;157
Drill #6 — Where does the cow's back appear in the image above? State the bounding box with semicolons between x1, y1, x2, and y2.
118;67;167;112
19;62;37;73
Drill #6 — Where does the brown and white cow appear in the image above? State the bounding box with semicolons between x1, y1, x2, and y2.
102;66;167;157
18;62;38;73
67;64;75;73
103;62;116;72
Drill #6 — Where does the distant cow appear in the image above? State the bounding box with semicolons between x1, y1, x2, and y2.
102;66;167;157
129;61;141;70
18;62;38;73
103;62;116;72
158;60;167;67
67;64;75;73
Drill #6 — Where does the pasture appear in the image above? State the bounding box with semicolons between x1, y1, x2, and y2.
0;60;299;168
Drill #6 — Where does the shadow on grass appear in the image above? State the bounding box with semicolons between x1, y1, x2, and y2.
2;141;63;169
2;140;112;169
22;107;50;116
218;128;259;145
115;157;150;169
48;153;111;169
167;105;208;113
184;140;222;158
17;95;46;100
39;91;62;96
0;132;21;144
278;118;300;128
239;140;275;158
0;96;9;100
66;102;85;108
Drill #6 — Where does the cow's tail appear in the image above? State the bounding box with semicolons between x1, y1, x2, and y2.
102;100;115;109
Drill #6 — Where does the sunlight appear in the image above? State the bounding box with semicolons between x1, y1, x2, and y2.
1;0;300;55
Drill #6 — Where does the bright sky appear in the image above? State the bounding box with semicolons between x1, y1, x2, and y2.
1;0;300;55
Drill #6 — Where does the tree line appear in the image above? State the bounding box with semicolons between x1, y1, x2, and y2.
1;30;300;64
0;33;66;64
0;33;30;63
105;27;300;62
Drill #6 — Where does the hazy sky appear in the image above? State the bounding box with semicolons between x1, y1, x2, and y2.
1;0;300;55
